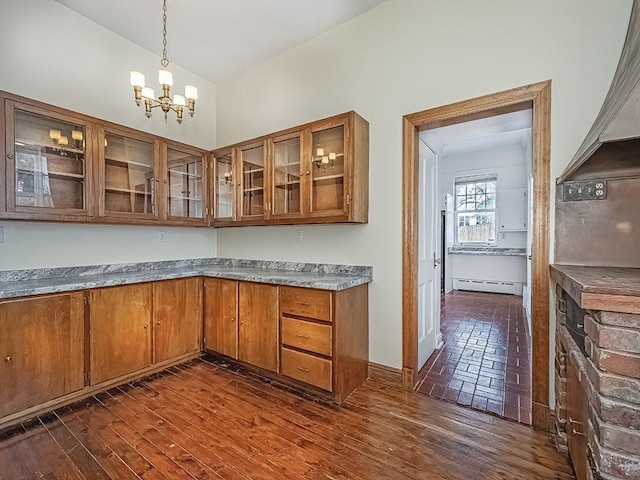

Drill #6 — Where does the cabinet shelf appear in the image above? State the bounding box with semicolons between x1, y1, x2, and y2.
274;163;301;175
313;173;344;181
244;186;264;192
169;195;202;202
275;180;301;188
105;157;152;170
244;167;264;174
105;187;151;196
168;169;202;178
17;168;84;180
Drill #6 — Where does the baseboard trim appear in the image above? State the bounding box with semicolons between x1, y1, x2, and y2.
368;362;403;389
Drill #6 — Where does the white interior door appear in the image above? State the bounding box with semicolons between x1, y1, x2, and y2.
418;142;441;370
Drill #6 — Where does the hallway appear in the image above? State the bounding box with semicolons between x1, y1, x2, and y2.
416;291;532;424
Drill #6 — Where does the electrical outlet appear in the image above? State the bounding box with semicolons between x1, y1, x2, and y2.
563;180;607;201
297;229;304;242
159;231;166;242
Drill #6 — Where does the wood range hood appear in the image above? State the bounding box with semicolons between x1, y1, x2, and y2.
560;1;640;183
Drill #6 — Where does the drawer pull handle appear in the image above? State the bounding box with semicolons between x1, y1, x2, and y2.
296;334;310;339
296;366;310;373
296;302;310;306
4;356;11;363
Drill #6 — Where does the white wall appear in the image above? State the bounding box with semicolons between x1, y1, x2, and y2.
215;0;633;374
0;0;218;269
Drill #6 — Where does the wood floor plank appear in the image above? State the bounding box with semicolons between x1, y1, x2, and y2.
0;357;574;480
40;412;111;480
67;398;159;479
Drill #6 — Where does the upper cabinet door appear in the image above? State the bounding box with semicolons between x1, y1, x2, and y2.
5;100;93;218
239;140;269;222
164;144;208;225
213;147;236;222
308;118;348;218
99;127;160;220
271;131;304;219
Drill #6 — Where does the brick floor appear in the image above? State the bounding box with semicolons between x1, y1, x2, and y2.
416;290;532;424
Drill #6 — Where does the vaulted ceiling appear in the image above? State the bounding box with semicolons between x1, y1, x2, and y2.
55;0;386;82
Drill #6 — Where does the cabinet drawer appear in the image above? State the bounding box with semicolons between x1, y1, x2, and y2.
281;347;332;392
281;317;332;356
280;286;332;321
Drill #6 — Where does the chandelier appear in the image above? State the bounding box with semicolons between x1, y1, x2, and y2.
129;0;197;124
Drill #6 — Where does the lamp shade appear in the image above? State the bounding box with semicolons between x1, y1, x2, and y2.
71;129;83;141
49;129;61;140
316;147;324;157
142;87;155;99
158;68;173;86
58;136;68;146
185;85;198;100
129;71;145;87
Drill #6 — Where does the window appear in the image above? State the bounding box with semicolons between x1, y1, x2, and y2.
455;177;496;244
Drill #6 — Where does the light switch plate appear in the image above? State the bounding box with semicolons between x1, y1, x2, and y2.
0;226;4;243
562;180;607;201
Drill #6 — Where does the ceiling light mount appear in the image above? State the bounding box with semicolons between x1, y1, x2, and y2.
129;0;197;124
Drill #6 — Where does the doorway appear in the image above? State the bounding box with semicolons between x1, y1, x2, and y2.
415;108;534;424
401;81;551;430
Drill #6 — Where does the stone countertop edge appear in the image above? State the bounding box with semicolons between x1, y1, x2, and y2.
0;260;373;300
447;247;526;256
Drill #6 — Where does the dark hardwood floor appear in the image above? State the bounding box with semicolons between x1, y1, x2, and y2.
0;356;574;480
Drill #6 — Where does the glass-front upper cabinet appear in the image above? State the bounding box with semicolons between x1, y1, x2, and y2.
238;141;268;221
213;148;235;221
165;145;206;224
100;127;159;219
271;131;303;218
6;101;92;216
309;119;346;216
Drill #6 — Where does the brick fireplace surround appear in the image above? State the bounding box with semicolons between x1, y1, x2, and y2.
551;265;640;480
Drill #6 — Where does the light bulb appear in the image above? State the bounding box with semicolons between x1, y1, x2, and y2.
49;129;61;140
129;71;145;88
316;147;324;157
322;155;329;164
71;129;83;141
329;152;336;161
158;69;173;87
58;136;68;146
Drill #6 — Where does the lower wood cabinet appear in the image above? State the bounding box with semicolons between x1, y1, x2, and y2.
203;280;369;402
153;277;202;363
90;283;153;385
238;282;278;372
0;292;85;419
203;279;278;373
203;278;239;358
279;284;368;402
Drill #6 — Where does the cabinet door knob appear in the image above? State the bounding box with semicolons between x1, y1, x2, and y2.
156;178;160;183
7;153;14;160
230;317;235;322
305;171;310;176
157;320;162;325
164;178;167;183
4;356;11;363
240;320;244;325
143;324;149;329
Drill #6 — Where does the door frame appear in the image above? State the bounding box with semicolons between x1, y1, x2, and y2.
401;81;551;430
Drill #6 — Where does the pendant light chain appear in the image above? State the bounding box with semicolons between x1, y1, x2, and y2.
161;0;169;69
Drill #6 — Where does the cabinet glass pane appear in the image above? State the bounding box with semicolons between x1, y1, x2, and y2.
104;133;154;214
167;148;203;219
215;150;234;219
272;136;301;216
241;145;265;217
14;110;86;210
311;125;345;212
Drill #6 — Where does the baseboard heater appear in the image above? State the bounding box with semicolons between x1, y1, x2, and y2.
453;278;519;295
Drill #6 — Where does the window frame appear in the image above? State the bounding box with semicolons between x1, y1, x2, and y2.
453;175;498;246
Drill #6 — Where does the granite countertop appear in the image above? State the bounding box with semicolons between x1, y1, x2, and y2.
550;264;640;314
448;246;526;256
0;258;373;300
